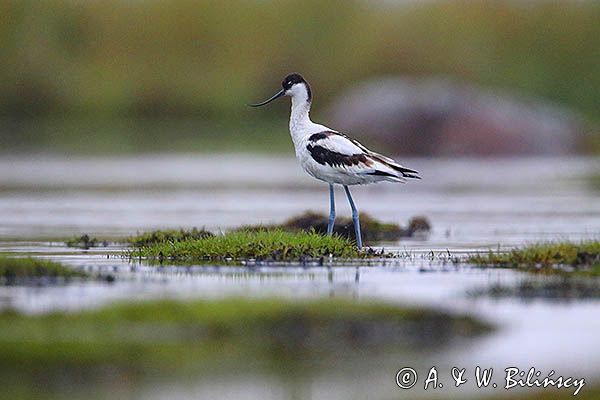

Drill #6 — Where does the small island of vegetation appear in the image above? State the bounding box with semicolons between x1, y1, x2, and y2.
0;256;87;285
469;240;600;275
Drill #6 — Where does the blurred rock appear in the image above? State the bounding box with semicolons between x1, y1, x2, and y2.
325;78;585;156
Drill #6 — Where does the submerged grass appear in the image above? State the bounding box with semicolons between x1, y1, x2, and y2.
129;229;364;263
0;256;87;284
0;297;489;393
469;241;600;274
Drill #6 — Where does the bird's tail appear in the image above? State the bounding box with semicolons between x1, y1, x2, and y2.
372;155;420;179
368;153;421;181
388;163;420;179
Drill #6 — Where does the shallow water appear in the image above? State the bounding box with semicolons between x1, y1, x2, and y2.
1;155;599;248
2;250;599;399
1;155;600;399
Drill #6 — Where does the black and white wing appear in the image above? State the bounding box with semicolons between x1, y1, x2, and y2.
306;131;420;182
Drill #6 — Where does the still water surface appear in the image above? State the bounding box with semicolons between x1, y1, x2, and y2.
1;155;599;248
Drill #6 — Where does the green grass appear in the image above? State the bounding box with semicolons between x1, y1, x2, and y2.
128;227;214;247
469;241;600;274
64;228;213;249
126;213;428;254
0;256;87;284
128;229;365;263
239;211;430;243
0;297;489;395
65;234;106;249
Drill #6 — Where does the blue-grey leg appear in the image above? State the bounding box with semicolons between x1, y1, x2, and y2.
343;185;362;248
327;183;336;235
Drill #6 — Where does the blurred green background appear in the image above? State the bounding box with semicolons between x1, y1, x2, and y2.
1;0;599;154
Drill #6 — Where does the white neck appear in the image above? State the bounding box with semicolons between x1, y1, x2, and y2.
288;83;314;144
289;95;312;134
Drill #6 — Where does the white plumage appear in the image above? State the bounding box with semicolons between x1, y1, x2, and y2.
281;75;419;186
250;73;419;248
297;132;417;186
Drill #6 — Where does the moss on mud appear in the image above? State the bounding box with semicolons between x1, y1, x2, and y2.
240;211;431;243
129;229;365;263
0;256;87;284
469;241;600;275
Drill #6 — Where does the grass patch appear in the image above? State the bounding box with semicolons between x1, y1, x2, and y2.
128;229;365;263
65;229;214;249
0;297;489;393
125;212;430;254
0;256;87;284
469;241;600;274
65;234;108;249
128;228;214;247
240;211;431;243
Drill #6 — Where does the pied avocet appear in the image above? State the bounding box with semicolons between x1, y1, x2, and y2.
250;73;420;248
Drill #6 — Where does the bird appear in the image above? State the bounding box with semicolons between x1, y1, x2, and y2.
249;73;420;248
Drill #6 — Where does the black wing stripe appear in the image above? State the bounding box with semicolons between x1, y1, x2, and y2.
307;132;421;179
344;136;420;179
394;166;420;179
367;170;397;177
389;164;420;179
308;131;336;142
390;164;419;175
307;144;372;168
